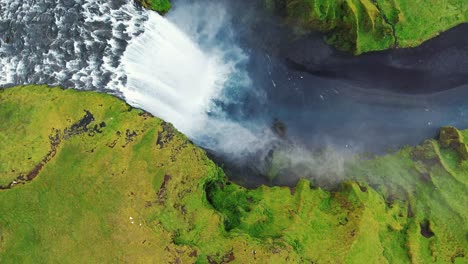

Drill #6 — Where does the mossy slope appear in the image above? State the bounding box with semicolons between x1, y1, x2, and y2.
0;86;466;263
269;0;468;54
136;0;171;14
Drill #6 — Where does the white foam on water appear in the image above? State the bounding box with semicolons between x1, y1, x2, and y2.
0;0;145;90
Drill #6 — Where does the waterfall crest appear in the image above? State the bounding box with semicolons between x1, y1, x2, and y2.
121;12;231;134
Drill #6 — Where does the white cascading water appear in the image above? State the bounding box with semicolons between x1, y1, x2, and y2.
120;3;274;155
121;12;230;134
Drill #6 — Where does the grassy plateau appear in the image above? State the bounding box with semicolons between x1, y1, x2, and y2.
0;85;466;263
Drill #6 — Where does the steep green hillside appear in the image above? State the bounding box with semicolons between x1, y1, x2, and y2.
0;86;466;263
268;0;468;54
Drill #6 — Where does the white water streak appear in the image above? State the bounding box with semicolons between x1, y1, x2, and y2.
122;12;231;134
120;6;269;158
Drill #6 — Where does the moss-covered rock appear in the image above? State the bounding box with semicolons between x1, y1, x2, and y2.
439;126;468;160
0;86;466;263
136;0;171;14
269;0;468;54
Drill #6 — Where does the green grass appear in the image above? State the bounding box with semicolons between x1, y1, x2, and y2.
277;0;467;54
138;0;171;14
0;86;466;263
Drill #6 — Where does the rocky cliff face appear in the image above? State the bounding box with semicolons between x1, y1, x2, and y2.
0;86;466;263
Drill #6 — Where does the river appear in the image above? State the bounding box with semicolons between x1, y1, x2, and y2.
1;0;467;186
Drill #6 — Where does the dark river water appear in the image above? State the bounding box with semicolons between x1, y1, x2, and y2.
1;0;467;186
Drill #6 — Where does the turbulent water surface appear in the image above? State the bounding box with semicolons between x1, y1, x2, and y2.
1;0;468;185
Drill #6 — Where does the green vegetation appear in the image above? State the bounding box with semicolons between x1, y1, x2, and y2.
0;86;466;263
137;0;171;14
210;129;468;263
267;0;468;54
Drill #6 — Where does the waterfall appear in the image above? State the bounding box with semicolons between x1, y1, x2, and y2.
119;3;272;157
0;0;273;159
121;11;231;135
